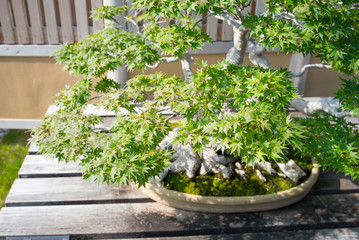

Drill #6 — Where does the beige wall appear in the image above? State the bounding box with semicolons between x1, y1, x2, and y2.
304;58;347;97
130;53;291;78
0;53;343;119
0;57;80;119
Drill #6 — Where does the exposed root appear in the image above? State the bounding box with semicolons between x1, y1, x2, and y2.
155;130;307;187
256;169;267;182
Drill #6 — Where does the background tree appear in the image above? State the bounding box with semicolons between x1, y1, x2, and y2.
32;0;359;188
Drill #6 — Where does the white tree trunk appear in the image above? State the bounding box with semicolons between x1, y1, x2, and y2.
247;40;270;68
104;0;128;87
225;27;248;65
181;52;194;84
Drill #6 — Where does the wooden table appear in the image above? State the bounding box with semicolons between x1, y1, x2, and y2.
1;113;359;239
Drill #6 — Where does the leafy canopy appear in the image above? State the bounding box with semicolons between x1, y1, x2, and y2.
32;0;359;186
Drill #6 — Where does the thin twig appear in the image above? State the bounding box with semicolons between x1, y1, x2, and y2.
166;112;182;121
91;128;110;133
191;12;215;30
125;16;140;32
90;95;103;101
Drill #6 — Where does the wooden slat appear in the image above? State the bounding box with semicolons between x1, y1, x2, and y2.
106;229;359;240
74;0;89;41
91;0;103;33
221;21;233;41
42;0;59;44
1;194;359;237
206;15;218;41
18;155;80;178
27;143;38;154
312;170;359;194
5;177;148;206
0;0;16;43
26;0;44;44
11;0;30;44
58;0;74;44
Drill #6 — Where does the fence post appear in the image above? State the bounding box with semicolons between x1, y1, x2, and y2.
103;0;129;87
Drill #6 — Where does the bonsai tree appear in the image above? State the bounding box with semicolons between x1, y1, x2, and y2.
31;0;359;189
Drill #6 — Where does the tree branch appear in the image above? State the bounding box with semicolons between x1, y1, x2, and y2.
180;53;194;84
263;10;305;29
146;57;179;69
165;111;182;121
91;127;110;133
213;12;245;30
114;21;160;48
290;63;332;77
90;95;103;101
247;40;270;68
191;13;215;30
290;97;346;117
125;16;140;33
279;12;305;28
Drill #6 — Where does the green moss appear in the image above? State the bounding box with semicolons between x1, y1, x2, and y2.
163;156;314;196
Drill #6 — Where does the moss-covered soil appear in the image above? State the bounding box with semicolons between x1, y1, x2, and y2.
164;153;313;197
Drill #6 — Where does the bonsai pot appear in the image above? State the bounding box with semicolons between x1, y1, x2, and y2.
140;163;319;213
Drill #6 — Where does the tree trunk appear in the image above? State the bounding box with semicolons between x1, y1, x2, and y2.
226;26;248;65
181;52;194;84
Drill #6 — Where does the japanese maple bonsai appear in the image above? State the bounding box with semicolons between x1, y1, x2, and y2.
31;0;359;202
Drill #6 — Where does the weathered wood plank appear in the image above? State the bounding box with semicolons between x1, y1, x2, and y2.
42;0;59;44
221;20;233;41
1;194;359;237
5;177;148;206
206;15;218;41
26;0;44;44
119;228;359;240
27;143;39;155
0;0;16;43
312;170;359;194
18;155;80;178
11;0;30;44
58;0;74;44
0;45;60;56
74;0;89;41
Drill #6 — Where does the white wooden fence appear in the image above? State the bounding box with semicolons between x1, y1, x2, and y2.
0;0;104;44
0;0;267;45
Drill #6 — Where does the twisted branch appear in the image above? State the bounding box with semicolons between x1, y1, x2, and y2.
290;63;332;77
146;57;179;69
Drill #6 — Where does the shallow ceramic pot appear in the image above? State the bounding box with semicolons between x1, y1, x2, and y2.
140;163;319;213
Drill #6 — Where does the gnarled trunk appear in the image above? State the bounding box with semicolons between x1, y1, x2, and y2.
226;26;248;65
